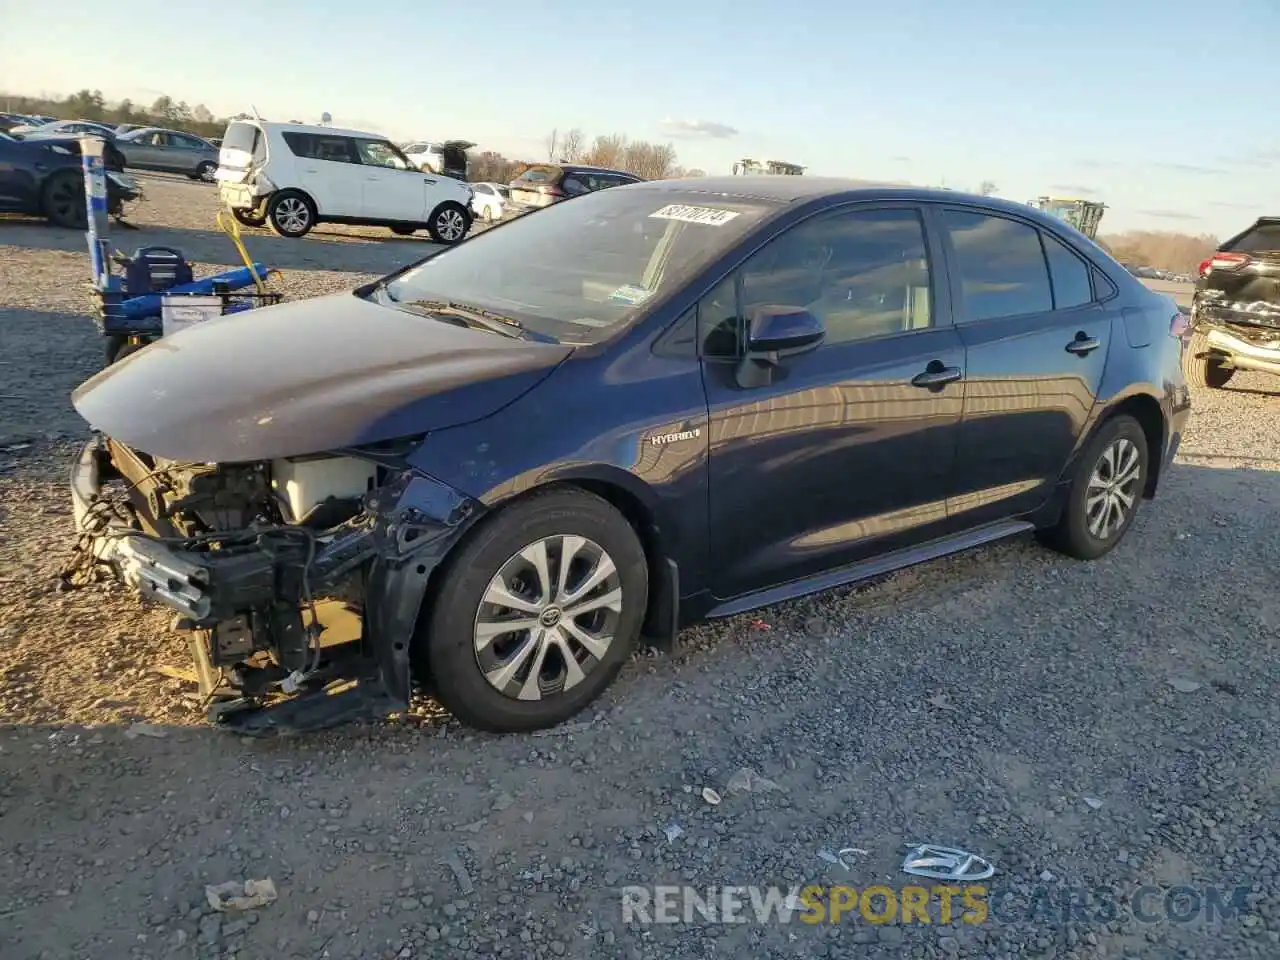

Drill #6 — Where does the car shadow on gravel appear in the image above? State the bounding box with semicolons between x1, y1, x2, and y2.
0;218;434;276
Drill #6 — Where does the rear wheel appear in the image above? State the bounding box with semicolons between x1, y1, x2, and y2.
427;201;470;244
232;206;268;228
1181;330;1234;389
421;487;647;732
1037;414;1149;560
267;190;315;238
41;171;86;229
195;161;217;183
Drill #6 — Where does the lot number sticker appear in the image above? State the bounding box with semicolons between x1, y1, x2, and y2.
649;204;741;226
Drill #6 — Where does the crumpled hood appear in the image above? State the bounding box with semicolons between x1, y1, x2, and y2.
72;291;572;462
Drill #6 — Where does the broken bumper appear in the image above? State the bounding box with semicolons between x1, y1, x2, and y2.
1203;325;1280;377
68;435;482;735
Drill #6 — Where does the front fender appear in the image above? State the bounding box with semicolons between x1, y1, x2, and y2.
363;471;484;706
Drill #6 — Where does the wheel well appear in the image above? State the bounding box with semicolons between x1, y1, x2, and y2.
271;188;315;211
561;479;671;639
1100;394;1165;498
410;478;674;679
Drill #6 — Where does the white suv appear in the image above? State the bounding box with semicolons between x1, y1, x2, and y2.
214;120;474;244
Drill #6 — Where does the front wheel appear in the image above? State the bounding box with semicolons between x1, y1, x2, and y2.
1181;329;1234;389
1037;414;1149;560
421;487;648;732
41;171;86;229
267;190;315;238
195;161;217;183
427;201;470;244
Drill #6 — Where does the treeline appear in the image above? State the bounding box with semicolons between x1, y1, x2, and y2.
2;89;226;140
469;127;706;185
1098;230;1220;275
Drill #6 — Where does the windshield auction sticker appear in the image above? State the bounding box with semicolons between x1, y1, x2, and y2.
649;204;741;226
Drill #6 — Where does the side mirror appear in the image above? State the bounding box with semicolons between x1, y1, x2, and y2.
746;306;824;359
735;306;824;389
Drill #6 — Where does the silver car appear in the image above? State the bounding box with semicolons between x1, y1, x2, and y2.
116;127;220;182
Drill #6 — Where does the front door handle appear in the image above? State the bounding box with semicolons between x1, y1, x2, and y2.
1066;334;1100;356
911;361;963;388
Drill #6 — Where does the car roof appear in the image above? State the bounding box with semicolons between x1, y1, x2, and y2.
628;175;1076;221
248;120;388;140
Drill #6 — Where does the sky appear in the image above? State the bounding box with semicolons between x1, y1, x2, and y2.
3;0;1278;236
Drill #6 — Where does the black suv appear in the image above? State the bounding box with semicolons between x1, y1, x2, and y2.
1184;217;1280;388
508;163;640;209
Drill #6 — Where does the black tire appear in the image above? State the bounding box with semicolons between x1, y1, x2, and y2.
232;206;268;228
195;161;217;183
105;336;151;365
421;487;648;733
1181;329;1234;389
266;190;316;238
1037;414;1149;561
41;171;86;229
426;201;471;244
390;225;417;236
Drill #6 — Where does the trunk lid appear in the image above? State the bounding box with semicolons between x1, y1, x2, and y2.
215;120;265;184
72;291;572;463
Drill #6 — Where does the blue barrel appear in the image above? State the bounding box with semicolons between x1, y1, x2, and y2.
118;264;269;319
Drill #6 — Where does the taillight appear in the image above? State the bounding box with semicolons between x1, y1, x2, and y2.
1170;310;1190;338
1200;251;1251;276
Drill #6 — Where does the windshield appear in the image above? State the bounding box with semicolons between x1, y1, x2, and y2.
384;187;777;342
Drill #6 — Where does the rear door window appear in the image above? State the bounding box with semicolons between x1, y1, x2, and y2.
283;132;360;164
1040;231;1093;310
941;209;1053;322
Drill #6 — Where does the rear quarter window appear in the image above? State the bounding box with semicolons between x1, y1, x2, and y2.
1228;222;1280;253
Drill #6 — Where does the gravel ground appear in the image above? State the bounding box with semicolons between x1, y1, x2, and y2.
1;176;1277;960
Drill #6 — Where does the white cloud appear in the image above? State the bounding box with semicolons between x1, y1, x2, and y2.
658;117;739;139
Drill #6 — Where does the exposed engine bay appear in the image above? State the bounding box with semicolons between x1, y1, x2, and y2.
64;435;480;736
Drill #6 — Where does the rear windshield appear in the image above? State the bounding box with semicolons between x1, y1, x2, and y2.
384;188;777;343
221;122;260;154
513;164;561;184
1227;222;1280;253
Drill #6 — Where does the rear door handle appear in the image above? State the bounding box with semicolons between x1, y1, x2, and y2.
911;362;963;388
1066;334;1100;356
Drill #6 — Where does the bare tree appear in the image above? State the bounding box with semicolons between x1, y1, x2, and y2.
559;127;585;163
544;129;559;162
977;180;998;196
584;133;627;169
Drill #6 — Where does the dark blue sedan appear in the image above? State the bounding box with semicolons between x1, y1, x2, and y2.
67;177;1191;736
0;132;137;227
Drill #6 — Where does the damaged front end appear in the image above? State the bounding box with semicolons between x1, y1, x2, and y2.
65;435;482;736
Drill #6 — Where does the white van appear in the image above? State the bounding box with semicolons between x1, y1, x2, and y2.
215;120;475;243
